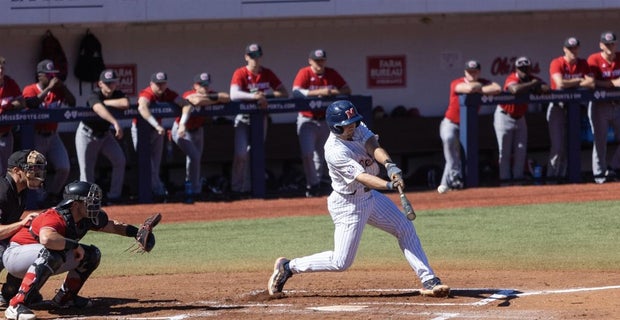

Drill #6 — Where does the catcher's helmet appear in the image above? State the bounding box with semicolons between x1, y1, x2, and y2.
63;181;102;224
326;100;363;134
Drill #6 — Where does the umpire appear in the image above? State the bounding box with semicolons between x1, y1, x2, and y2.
0;150;47;305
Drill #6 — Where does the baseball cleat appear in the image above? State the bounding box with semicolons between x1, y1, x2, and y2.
5;304;36;320
420;277;450;298
268;257;292;295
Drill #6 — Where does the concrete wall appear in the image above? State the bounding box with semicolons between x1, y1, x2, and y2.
1;10;619;126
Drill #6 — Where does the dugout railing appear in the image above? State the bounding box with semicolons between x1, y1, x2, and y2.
2;95;372;204
459;88;620;188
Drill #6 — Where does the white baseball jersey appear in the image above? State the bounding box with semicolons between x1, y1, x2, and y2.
326;122;379;195
287;121;441;285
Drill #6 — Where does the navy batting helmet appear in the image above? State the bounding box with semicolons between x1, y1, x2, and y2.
326;100;363;134
63;181;102;224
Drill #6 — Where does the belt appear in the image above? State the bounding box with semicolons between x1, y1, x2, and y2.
336;187;371;196
500;110;523;120
36;130;56;137
82;124;106;138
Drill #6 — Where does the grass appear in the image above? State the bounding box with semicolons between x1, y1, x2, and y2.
83;199;620;277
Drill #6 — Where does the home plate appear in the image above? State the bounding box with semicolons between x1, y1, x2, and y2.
308;305;369;312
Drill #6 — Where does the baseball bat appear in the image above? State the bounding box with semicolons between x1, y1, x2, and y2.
397;185;416;220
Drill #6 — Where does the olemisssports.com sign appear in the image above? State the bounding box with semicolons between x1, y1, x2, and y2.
367;55;406;88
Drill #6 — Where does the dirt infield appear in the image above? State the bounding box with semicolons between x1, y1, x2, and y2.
27;183;620;319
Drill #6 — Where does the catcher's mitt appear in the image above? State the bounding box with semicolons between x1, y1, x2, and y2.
128;213;161;253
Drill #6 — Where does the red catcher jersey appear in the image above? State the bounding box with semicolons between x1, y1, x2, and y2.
587;52;620;81
177;88;219;130
230;66;283;94
0;75;22;133
548;56;592;90
499;72;545;118
293;66;348;118
10;209;67;245
443;77;492;124
23;83;68;132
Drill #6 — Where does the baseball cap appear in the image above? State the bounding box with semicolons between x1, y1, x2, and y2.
309;49;327;60
99;69;119;83
193;72;211;86
600;31;617;44
36;59;58;74
563;37;580;48
464;60;481;70
245;43;263;58
515;56;532;68
150;72;168;83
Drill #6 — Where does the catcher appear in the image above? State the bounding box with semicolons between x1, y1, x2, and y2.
1;181;160;320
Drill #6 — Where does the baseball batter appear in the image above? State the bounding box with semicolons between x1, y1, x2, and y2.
75;70;129;203
173;72;230;203
547;37;594;181
268;100;450;298
438;60;500;193
495;57;549;184
22;60;76;205
229;43;288;195
587;31;620;184
293;49;351;197
0;56;25;175
135;72;182;200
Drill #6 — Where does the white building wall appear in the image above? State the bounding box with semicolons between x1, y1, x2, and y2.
1;10;620;126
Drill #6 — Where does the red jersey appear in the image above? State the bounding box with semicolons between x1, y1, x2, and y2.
0;76;22;134
177;89;218;130
293;66;348;119
230;66;283;94
444;77;492;124
587;52;620;81
134;86;179;125
11;209;67;245
23;83;68;132
548;56;592;90
499;73;545;118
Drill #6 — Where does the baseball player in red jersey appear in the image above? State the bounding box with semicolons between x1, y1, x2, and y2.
229;44;288;196
438;60;501;194
495;57;549;184
547;37;594;182
587;31;620;184
2;181;152;320
135;72;183;201
173;72;230;203
293;49;351;197
0;56;26;175
22;60;76;206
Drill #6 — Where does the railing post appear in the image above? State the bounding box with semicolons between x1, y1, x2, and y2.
250;112;266;198
136;116;153;203
459;94;479;187
566;101;582;183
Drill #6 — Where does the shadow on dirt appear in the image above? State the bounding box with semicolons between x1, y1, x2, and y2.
36;297;245;318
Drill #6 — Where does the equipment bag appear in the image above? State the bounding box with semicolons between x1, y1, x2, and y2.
39;30;69;81
74;29;105;94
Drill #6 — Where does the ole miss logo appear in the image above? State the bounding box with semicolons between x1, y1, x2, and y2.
345;107;357;119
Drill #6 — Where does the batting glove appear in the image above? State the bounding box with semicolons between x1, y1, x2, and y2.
385;162;402;180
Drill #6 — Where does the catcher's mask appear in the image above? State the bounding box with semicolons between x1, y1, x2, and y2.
326;100;363;135
7;149;47;182
63;181;102;224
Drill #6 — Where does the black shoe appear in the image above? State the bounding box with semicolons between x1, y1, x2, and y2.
268;257;292;295
52;288;92;309
305;184;320;198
